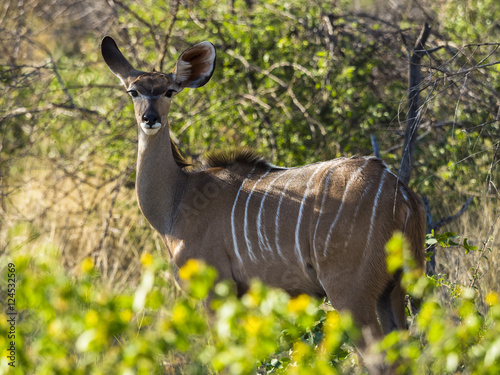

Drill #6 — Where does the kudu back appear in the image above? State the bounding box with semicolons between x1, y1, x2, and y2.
101;36;426;341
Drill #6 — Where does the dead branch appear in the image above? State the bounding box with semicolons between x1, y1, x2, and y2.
434;197;474;231
399;22;431;186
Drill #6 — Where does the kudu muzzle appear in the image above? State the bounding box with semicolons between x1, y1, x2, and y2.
140;103;162;135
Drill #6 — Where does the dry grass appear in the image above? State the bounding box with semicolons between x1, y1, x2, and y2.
2;155;170;292
434;200;500;311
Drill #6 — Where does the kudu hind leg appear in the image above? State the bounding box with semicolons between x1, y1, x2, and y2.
376;275;407;334
321;275;396;375
321;277;383;346
390;281;407;330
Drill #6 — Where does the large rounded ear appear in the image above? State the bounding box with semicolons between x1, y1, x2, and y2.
173;41;216;89
101;36;143;86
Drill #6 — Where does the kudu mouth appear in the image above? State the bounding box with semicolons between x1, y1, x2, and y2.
140;121;162;135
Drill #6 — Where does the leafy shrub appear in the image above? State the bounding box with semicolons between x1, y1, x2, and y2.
2;236;500;374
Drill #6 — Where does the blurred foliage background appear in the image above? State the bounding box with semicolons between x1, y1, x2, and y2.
0;0;499;373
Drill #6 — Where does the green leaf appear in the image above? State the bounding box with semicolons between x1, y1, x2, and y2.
462;238;478;254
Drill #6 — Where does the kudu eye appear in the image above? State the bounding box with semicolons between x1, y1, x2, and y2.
128;89;139;98
165;89;176;98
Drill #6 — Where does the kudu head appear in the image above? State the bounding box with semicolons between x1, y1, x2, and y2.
101;36;216;136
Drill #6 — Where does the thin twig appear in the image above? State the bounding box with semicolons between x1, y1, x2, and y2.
158;0;180;72
109;0;159;50
428;60;500;77
92;165;134;266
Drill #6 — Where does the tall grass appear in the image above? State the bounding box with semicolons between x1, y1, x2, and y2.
434;201;500;312
2;155;169;293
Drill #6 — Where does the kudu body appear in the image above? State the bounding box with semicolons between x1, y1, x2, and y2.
101;37;426;341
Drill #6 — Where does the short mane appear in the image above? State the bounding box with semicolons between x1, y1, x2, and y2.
204;148;272;169
171;139;191;168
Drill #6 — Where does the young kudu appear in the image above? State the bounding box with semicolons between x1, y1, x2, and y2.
101;36;426;343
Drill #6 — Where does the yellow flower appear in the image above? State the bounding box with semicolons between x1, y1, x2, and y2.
486;291;499;306
385;233;404;274
325;311;341;331
179;259;202;280
244;315;262;335
293;341;312;362
119;309;132;323
81;257;94;273
288;294;310;314
172;303;189;325
85;310;99;327
140;253;153;267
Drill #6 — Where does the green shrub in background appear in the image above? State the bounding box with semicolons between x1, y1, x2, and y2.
1;233;500;374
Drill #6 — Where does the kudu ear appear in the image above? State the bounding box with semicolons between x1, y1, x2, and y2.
173;41;216;89
101;36;143;86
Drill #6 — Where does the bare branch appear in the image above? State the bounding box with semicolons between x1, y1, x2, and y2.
158;0;181;72
434;197;474;231
370;134;381;158
428;60;500;77
399;22;431;186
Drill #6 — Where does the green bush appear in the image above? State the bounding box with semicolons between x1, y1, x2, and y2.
2;236;500;374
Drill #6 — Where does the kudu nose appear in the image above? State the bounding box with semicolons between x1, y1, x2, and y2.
142;113;158;126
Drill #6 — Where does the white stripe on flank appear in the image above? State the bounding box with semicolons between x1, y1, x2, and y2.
231;166;256;264
384;164;398;179
323;160;370;257
256;169;291;254
244;169;271;262
294;163;325;266
365;169;387;250
275;168;303;262
311;159;347;268
312;167;336;267
173;241;184;257
343;178;375;250
399;186;409;202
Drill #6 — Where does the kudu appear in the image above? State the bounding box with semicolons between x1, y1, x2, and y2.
101;36;426;343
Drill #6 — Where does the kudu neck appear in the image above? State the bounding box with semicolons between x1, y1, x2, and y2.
136;126;187;235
